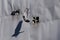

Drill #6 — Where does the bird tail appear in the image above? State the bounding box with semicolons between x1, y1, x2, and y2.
12;31;24;37
12;34;16;37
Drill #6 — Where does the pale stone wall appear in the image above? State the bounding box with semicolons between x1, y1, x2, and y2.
0;0;60;40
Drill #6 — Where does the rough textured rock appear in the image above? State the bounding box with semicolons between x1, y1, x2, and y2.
0;0;60;40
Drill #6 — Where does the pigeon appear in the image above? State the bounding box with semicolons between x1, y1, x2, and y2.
12;20;24;37
22;8;30;23
23;16;30;23
11;9;20;16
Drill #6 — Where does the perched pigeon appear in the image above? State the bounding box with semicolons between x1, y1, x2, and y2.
11;9;20;16
23;16;30;22
23;8;30;23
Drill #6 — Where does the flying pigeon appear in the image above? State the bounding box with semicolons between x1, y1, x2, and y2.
12;20;24;37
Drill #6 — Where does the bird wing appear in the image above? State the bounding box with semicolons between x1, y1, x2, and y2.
15;20;23;33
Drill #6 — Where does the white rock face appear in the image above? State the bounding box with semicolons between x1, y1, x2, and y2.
0;0;60;40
